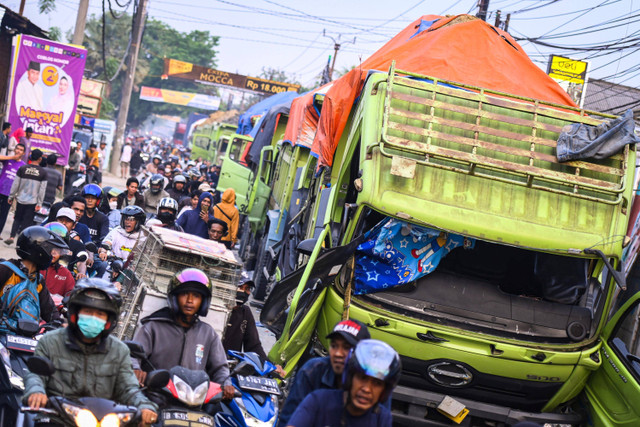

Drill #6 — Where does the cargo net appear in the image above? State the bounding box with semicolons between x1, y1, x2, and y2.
381;66;628;204
114;227;240;340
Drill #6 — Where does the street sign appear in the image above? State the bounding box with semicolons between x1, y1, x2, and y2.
547;55;589;107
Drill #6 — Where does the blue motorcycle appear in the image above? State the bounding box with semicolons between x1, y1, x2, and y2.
214;351;281;427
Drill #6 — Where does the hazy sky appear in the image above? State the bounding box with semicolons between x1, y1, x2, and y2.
7;0;639;91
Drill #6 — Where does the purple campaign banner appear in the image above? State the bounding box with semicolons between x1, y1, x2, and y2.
5;35;87;165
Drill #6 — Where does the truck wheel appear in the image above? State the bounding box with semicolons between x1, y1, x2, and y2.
252;240;272;301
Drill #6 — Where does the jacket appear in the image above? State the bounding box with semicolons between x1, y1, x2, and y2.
132;307;231;385
143;188;170;215
9;162;47;206
23;328;156;412
176;192;213;239
213;188;239;245
116;191;145;209
222;304;267;360
103;226;144;260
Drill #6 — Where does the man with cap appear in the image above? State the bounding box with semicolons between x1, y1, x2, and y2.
5;149;48;245
16;61;43;111
278;319;371;427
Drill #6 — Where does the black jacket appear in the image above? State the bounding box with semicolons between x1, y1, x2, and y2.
116;191;144;209
222;304;267;360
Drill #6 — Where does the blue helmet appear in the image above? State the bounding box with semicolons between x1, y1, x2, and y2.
81;183;103;199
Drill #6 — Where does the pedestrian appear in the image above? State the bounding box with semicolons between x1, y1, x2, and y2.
287;339;400;427
278;319;371;427
0;143;25;238
0;122;12;158
43;154;63;205
8;128;24;159
116;177;144;209
120;140;132;178
213;188;239;249
176;191;213;239
66;141;83;195
20;127;34;159
5;148;48;245
85;143;100;184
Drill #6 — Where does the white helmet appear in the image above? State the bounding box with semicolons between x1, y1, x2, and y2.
157;197;179;225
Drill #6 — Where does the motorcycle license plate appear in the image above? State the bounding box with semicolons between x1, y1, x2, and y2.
162;410;214;427
6;335;38;352
237;375;280;395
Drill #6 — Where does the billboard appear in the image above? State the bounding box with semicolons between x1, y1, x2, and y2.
5;34;86;165
547;55;589;108
163;58;300;95
140;86;221;111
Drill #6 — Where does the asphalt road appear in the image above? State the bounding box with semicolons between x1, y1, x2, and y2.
0;170;277;353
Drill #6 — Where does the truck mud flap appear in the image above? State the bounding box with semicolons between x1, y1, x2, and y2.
392;385;582;426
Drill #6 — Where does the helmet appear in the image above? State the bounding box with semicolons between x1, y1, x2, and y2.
67;278;122;337
43;221;70;242
120;205;146;231
157;197;179;225
17;226;69;270
189;169;201;178
107;187;123;198
173;175;187;185
153;154;162;162
342;339;402;403
149;174;164;194
167;268;212;317
81;184;103;204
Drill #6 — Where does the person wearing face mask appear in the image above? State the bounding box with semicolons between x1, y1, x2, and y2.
104;187;123;231
23;279;158;426
148;197;183;232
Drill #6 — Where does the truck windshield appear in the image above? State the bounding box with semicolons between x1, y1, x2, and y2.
352;209;605;344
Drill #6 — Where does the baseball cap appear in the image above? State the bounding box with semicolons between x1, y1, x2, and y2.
56;207;76;222
326;319;370;347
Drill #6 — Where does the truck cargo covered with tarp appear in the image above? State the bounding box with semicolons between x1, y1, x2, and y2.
237;91;299;136
313;14;577;169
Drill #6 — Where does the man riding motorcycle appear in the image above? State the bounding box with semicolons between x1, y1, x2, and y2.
147;197;183;232
143;174;169;215
23;279;158;425
99;205;146;263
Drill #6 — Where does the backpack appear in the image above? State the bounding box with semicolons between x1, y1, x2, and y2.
0;261;41;333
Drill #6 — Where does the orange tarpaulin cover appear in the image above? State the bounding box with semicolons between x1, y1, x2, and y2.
312;14;577;168
284;82;332;149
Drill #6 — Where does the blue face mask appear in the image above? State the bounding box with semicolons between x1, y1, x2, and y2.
77;314;107;338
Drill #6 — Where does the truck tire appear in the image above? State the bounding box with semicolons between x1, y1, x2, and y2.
252;239;272;301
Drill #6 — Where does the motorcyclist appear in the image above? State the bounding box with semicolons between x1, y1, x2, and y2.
146;154;162;174
23;279;158;425
100;205;146;263
78;184;109;245
287;339;400;427
167;173;188;202
143;173;169;215
39;222;75;297
0;226;67;332
54;207;88;280
147;197;183;232
131;268;235;399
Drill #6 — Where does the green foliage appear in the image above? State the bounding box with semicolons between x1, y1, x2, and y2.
38;0;56;14
82;14;219;127
48;26;62;41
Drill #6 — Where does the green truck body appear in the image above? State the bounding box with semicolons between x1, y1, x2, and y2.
262;67;640;426
190;122;237;163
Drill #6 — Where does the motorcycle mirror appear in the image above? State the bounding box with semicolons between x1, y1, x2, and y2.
17;319;40;336
27;356;56;377
124;341;146;359
145;369;170;389
232;361;255;377
85;242;98;253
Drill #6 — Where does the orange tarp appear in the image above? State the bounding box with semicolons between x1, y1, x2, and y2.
312;14;577;168
284;82;332;149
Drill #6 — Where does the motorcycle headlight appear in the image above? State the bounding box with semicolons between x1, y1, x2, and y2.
63;403;98;427
100;412;135;427
0;343;24;390
173;375;208;406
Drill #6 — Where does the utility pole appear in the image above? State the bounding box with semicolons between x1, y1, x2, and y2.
111;0;148;175
476;0;490;21
19;0;25;15
323;30;356;80
72;0;90;45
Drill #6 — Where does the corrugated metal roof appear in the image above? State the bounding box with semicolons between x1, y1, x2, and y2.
583;79;640;120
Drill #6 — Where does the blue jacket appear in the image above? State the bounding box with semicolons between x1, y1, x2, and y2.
176;191;213;239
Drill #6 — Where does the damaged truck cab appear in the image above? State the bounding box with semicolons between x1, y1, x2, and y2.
263;66;640;426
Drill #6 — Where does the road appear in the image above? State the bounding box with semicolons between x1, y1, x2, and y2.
0;170;277;352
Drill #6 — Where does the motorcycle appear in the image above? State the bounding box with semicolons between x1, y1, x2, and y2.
214;351;281;427
21;356;169;426
126;341;226;427
0;318;60;427
33;202;51;226
68;163;87;196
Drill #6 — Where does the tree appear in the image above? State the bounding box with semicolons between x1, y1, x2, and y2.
81;13;219;126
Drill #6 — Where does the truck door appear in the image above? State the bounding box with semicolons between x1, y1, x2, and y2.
584;291;640;426
217;137;253;214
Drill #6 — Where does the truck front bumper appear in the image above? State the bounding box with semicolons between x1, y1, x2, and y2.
392;385;583;426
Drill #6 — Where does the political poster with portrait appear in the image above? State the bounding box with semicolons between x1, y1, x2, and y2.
5;34;87;164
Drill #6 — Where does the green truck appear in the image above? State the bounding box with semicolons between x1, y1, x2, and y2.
260;66;640;426
190;122;237;163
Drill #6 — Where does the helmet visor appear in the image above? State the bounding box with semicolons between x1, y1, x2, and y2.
354;340;396;381
176;269;209;287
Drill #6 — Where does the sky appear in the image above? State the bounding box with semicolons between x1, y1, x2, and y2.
6;0;640;96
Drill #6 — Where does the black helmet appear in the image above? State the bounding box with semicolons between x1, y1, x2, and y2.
120;205;146;232
149;174;164;194
167;268;212;317
67;278;122;337
342;339;402;404
17;226;69;270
